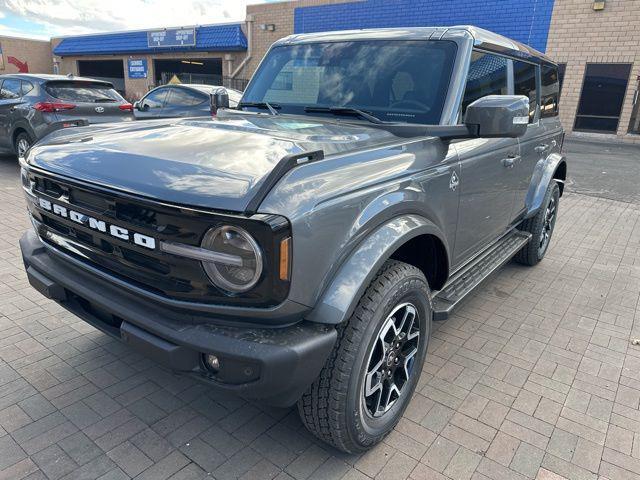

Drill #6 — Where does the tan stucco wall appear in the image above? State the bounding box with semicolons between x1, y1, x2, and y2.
546;0;640;139
0;36;53;74
244;0;355;79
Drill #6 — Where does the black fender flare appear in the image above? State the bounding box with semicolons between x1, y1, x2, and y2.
524;152;567;217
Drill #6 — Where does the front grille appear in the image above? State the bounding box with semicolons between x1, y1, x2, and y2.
24;169;290;307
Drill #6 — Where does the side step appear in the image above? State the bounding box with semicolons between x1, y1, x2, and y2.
432;230;531;321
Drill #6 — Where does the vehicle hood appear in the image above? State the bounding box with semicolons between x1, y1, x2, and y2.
27;113;398;212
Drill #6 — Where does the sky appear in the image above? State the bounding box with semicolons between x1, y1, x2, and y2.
0;0;270;40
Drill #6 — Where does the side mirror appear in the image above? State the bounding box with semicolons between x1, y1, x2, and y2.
133;101;140;110
465;95;529;138
211;89;230;115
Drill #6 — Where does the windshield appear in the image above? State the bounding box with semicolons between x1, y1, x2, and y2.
242;40;457;124
45;81;124;103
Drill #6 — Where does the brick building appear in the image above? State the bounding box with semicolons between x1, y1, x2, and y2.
4;0;640;140
0;35;52;75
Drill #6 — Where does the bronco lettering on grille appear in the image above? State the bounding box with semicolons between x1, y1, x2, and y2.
37;197;156;250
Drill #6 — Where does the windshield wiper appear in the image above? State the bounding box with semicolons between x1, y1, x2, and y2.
238;101;280;115
304;106;386;124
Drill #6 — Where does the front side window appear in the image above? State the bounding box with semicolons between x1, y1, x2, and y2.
513;60;538;122
165;87;207;107
142;88;169;109
541;65;560;118
461;52;508;115
0;78;22;100
242;40;458;125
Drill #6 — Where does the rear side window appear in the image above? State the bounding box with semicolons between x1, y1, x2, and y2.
1;78;23;99
165;87;207;107
513;61;538;122
462;52;508;114
22;81;34;96
44;81;124;103
541;65;560;117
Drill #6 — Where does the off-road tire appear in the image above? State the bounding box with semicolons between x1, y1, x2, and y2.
515;180;560;266
14;131;33;159
297;260;431;453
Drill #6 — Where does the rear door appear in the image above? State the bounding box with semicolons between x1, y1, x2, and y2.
452;51;519;267
43;80;132;124
511;60;546;220
162;87;210;118
0;78;24;149
135;87;169;119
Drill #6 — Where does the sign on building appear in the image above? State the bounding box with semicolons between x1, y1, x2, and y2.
147;28;196;48
128;59;148;79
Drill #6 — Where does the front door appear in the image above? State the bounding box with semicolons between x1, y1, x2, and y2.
134;87;169;119
453;137;519;266
451;51;518;267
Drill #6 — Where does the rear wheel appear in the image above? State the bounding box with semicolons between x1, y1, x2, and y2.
298;260;431;453
14;131;33;159
515;181;560;266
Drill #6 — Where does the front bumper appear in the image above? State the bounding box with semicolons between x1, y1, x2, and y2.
20;230;336;407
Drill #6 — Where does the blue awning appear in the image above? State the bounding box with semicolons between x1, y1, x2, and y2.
54;24;247;56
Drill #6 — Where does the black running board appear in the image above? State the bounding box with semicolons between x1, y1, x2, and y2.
432;230;531;321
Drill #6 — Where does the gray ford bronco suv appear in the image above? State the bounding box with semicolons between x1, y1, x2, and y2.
19;26;566;453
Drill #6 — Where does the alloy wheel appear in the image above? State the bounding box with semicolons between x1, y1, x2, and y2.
17;138;31;158
538;196;556;256
362;302;421;418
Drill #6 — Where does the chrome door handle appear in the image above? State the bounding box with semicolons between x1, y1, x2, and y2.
502;155;519;168
534;144;549;153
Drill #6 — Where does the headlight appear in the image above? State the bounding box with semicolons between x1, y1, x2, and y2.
201;225;263;293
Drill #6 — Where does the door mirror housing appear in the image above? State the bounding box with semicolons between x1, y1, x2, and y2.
465;95;529;138
133;101;140;110
211;88;230;115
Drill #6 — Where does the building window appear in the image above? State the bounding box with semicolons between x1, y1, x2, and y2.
574;63;631;133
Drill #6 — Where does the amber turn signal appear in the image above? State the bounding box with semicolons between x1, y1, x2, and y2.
279;237;291;281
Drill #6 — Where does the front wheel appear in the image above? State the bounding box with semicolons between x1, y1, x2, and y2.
298;260;431;453
515;180;560;266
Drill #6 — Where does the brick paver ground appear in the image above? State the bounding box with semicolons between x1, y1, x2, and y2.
1;155;639;480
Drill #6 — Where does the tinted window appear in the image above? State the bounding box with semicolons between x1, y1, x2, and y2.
141;88;169;109
541;65;560;118
165;87;207;107
21;81;34;96
558;63;566;94
0;78;23;99
575;63;631;132
462;52;508;115
243;40;458;125
45;81;124;103
513;61;538;122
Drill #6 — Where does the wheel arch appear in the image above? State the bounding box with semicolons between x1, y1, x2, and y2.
306;214;450;325
11;124;35;153
524;152;567;217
